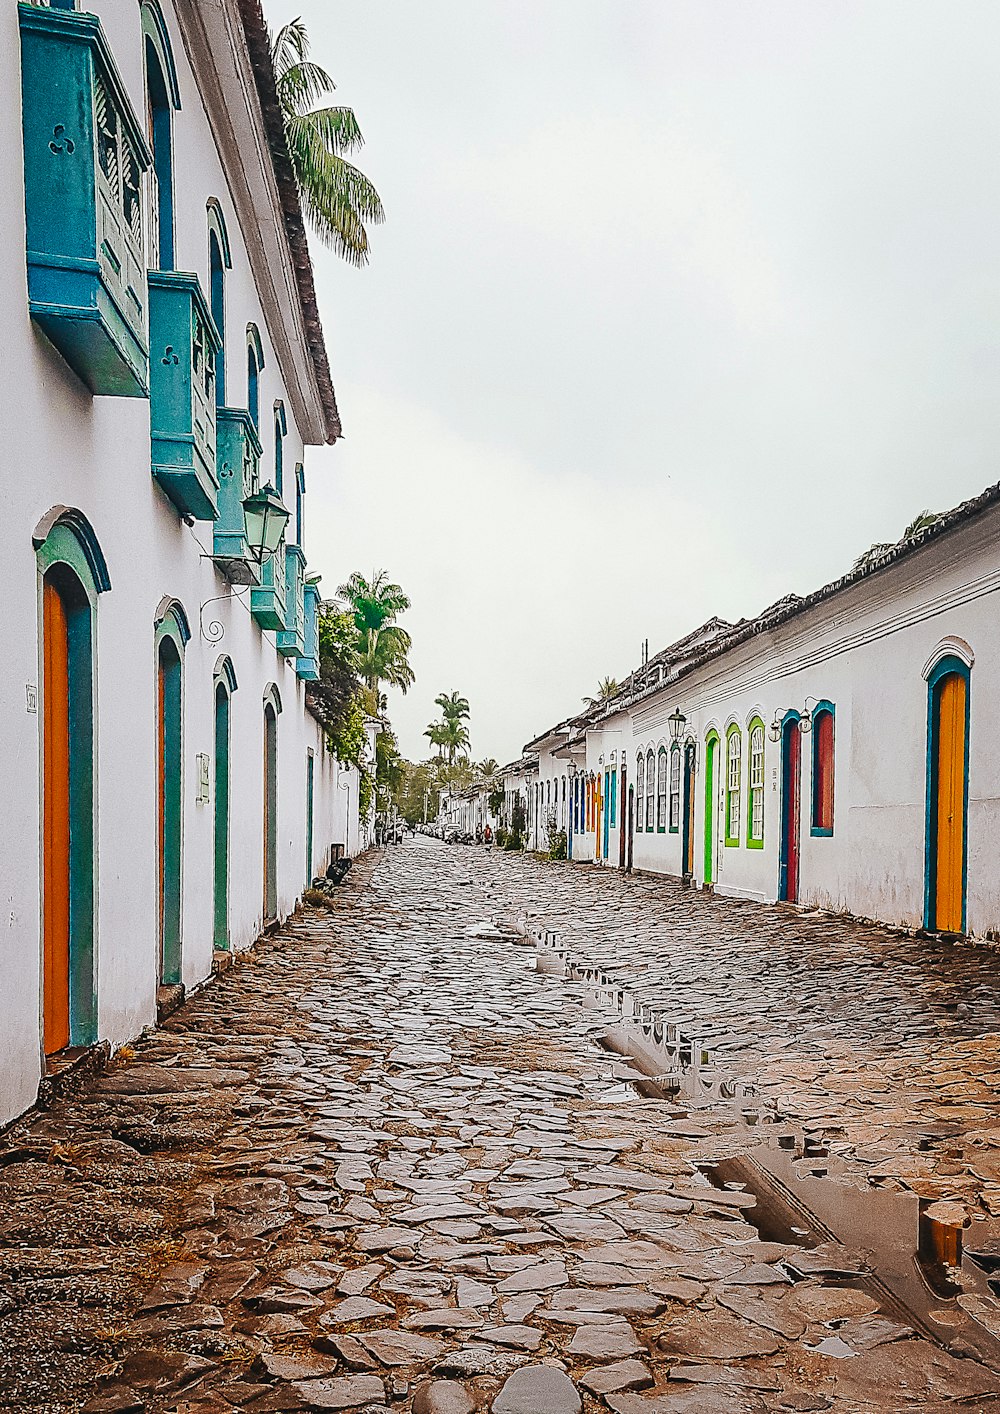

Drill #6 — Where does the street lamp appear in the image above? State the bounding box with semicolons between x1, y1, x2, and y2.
242;483;290;561
668;707;687;743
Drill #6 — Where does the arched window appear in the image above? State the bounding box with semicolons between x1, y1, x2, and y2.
636;752;645;831
295;464;305;546
645;748;655;831
725;724;742;847
811;703;835;836
207;200;231;404
669;745;681;831
273;401;287;497
748;719;765;846
142;2;180;271
247;324;264;430
656;747;668;832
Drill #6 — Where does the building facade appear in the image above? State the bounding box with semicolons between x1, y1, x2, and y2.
514;487;1000;940
1;0;362;1127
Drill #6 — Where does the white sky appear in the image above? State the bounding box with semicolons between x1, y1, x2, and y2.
268;0;1000;764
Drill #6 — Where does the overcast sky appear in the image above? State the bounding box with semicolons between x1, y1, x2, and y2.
268;0;1000;765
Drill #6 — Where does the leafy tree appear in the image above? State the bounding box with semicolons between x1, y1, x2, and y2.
583;677;620;709
442;718;471;763
395;760;441;826
270;18;385;265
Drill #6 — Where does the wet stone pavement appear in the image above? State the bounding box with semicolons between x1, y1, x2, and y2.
3;841;1000;1412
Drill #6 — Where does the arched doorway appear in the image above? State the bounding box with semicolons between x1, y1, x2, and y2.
157;635;182;982
42;570;90;1053
305;749;315;888
703;730;719;885
263;686;281;920
779;712;802;902
35;509;107;1055
682;742;697;879
214;681;230;949
926;657;970;934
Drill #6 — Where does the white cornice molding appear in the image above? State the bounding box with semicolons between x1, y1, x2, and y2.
172;0;327;445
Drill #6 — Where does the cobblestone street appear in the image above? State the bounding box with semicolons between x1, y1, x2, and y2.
4;839;1000;1414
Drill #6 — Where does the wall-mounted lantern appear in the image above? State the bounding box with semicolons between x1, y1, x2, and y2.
668;707;687;742
243;482;289;561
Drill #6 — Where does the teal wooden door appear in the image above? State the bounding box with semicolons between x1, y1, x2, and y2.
158;637;182;983
264;704;278;919
213;682;229;949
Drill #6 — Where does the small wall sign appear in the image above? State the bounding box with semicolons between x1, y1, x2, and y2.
26;684;37;714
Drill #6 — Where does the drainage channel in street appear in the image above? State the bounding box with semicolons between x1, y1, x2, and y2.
494;917;1000;1376
695;1137;1000;1371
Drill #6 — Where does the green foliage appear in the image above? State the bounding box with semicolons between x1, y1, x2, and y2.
495;826;508;848
358;768;374;824
375;726;405;810
488;785;505;817
337;570;414;703
547;824;567;861
270;18;385;265
583;677;620;709
504;796;526;851
435;691;470;723
395;759;441;826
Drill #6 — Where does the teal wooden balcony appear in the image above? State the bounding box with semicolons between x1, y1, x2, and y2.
276;545;306;658
251;534;288;631
19;4;151;396
213;409;262;586
297;580;321;681
149;272;220;520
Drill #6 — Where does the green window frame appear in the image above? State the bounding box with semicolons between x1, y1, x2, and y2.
725;722;742;847
656;746;668;832
746;717;765;848
635;751;645;832
668;744;681;832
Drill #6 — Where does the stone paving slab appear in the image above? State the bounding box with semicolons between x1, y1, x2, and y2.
1;839;1000;1412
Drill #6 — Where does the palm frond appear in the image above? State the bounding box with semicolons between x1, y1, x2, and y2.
277;60;338;117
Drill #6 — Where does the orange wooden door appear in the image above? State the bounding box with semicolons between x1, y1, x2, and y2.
935;672;966;933
43;579;71;1054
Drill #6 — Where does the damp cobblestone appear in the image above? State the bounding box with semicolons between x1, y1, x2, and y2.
2;838;1000;1412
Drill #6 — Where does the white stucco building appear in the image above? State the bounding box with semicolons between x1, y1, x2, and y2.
515;486;1000;941
1;0;363;1127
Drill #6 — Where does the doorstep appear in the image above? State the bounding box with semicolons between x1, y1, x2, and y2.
156;983;186;1023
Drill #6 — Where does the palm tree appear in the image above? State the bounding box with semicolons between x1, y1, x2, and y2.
338;570;413;706
853;509;941;573
424;721;449;760
338;570;410;637
356;624;414;702
477;758;500;782
429;717;471;765
435;691;470;725
270;19;385;266
582;677;620;709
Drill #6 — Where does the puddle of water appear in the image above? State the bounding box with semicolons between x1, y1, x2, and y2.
518;920;1000;1369
697;1136;1000;1370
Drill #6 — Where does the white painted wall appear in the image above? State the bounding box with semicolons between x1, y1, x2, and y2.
0;1;358;1127
570;508;1000;936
